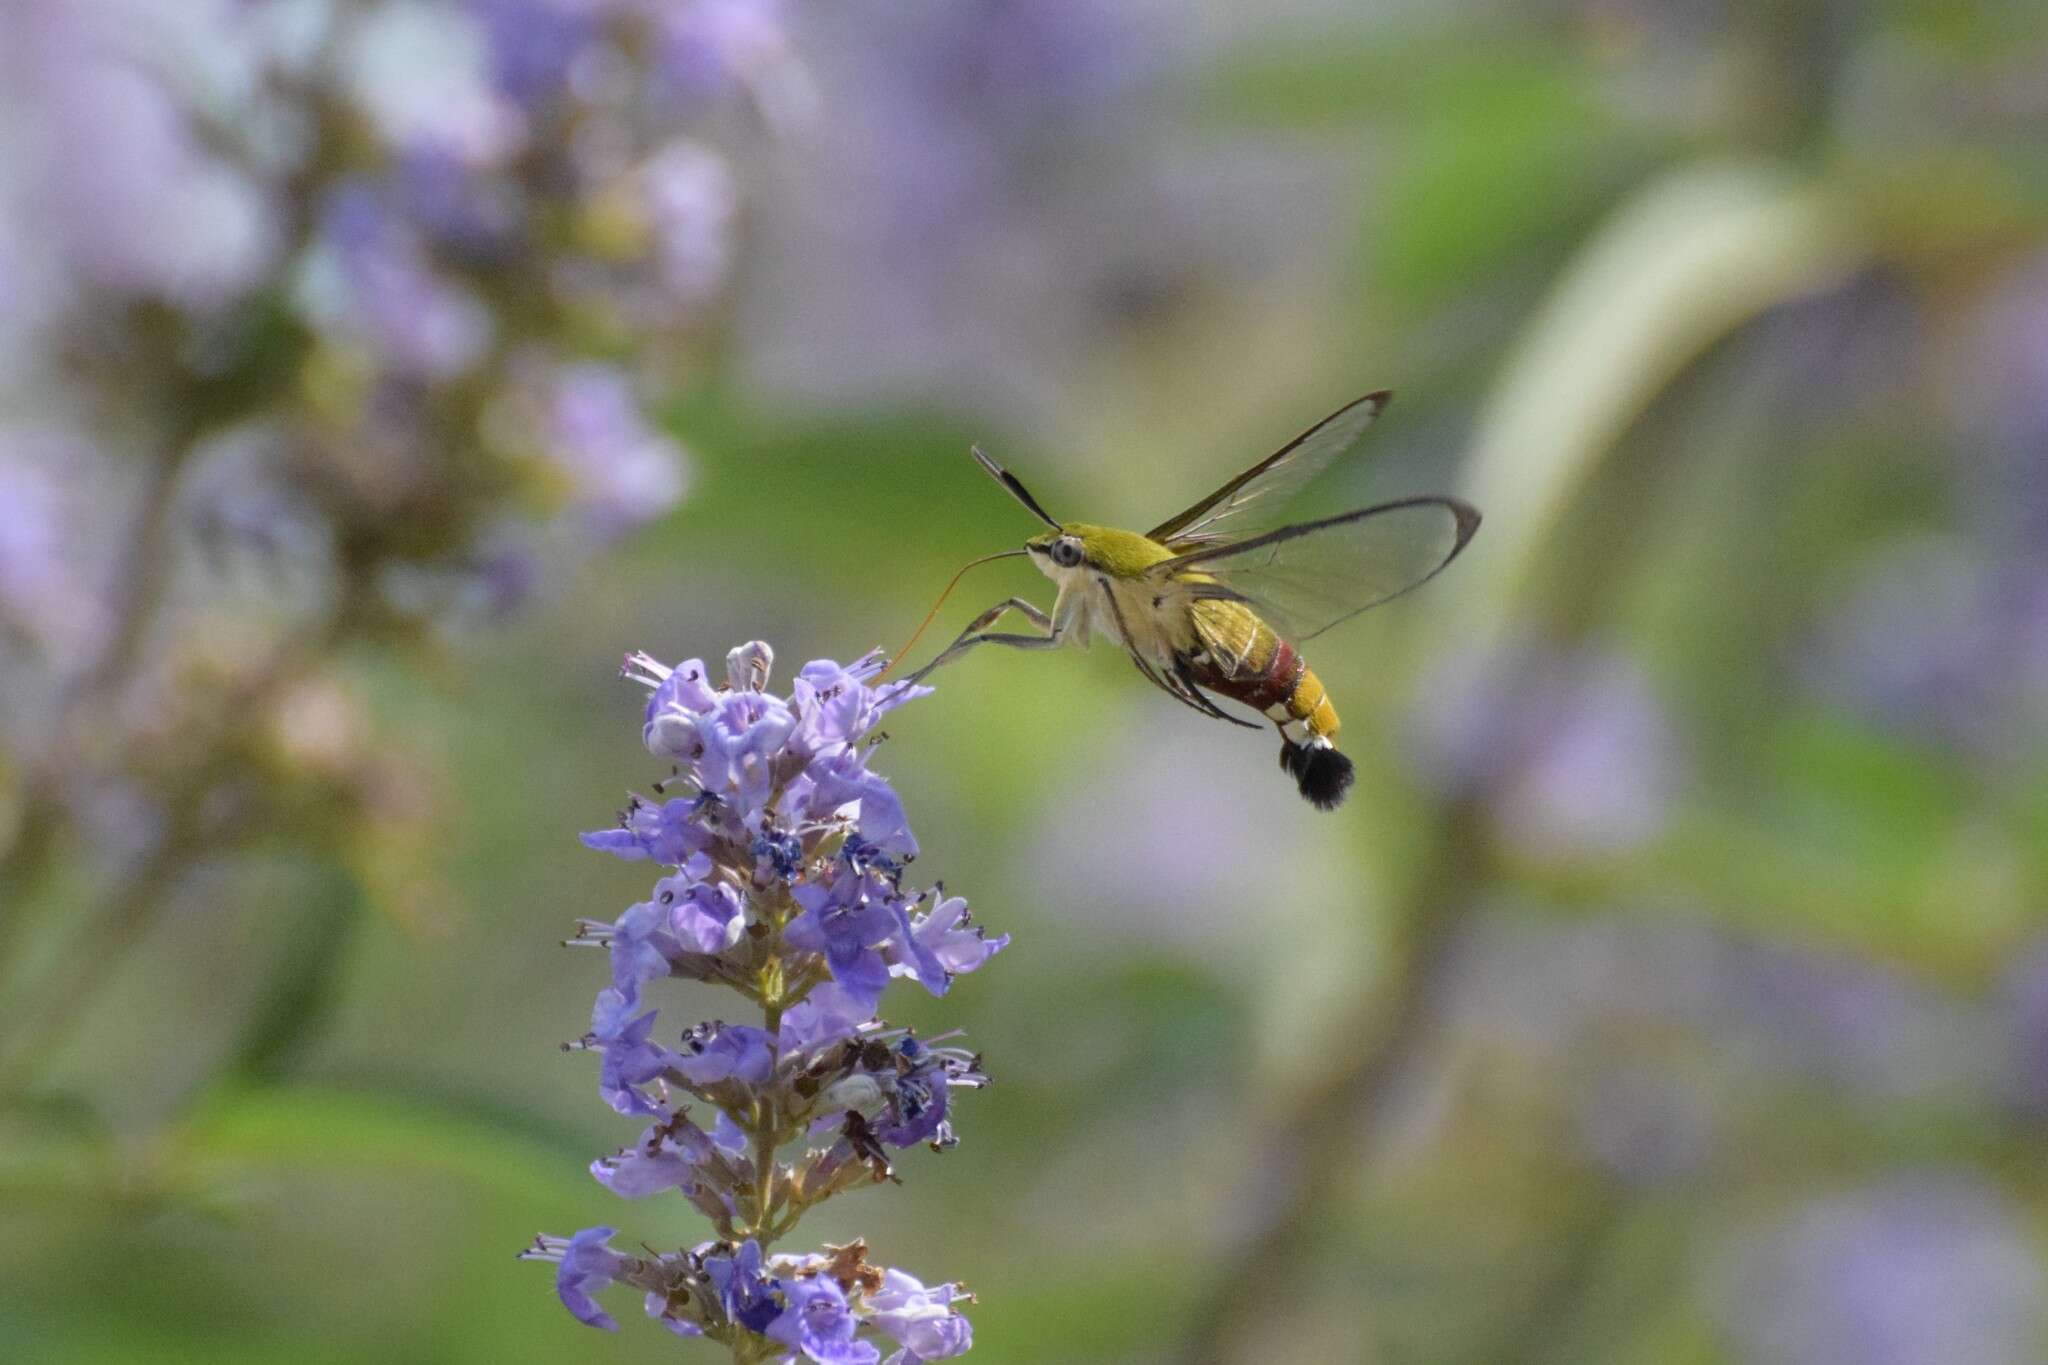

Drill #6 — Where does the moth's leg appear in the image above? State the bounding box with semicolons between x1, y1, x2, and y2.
959;596;1052;636
903;599;1060;683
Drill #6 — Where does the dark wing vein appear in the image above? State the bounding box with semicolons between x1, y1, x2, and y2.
1146;391;1390;547
1154;496;1481;643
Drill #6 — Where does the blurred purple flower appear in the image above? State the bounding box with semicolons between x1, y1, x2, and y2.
1451;909;1998;1187
0;435;104;656
538;361;690;542
1409;635;1687;861
733;0;1340;429
648;0;810;125
1571;1055;1717;1188
6;0;276;306
641;140;734;306
1712;1175;2046;1365
391;150;524;254
1960;248;2048;548
338;2;523;166
1997;930;2048;1113
305;182;493;378
1800;537;2048;753
465;0;607;109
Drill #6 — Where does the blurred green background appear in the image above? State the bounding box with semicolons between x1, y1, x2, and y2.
5;1;2048;1362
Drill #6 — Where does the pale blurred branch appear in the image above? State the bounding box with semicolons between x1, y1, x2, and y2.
1172;805;1485;1365
0;429;199;978
1452;160;1865;642
0;592;356;1088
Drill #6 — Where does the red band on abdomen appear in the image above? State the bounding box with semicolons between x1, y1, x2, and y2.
1189;637;1302;713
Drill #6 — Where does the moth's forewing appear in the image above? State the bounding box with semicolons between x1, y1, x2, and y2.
1147;391;1391;547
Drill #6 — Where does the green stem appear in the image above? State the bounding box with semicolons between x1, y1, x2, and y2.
746;997;787;1249
0;832;194;1087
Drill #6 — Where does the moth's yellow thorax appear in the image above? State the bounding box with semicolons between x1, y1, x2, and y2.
1062;524;1176;579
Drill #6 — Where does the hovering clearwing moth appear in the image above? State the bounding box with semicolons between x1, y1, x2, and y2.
889;392;1480;810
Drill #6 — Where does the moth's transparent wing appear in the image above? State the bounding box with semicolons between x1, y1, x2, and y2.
1147;391;1390;548
1155;497;1480;642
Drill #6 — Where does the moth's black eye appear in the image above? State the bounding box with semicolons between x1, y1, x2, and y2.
1051;539;1083;568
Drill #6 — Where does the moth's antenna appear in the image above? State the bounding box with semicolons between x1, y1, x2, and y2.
972;445;1061;531
874;548;1028;682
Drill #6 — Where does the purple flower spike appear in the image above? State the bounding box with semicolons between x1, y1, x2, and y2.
533;644;993;1355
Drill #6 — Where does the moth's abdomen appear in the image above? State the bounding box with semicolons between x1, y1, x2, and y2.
1192;632;1341;743
1283;654;1340;744
1185;626;1352;809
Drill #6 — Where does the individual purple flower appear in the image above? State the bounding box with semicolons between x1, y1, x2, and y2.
589;990;678;1117
704;1239;782;1336
786;874;899;1013
580;794;719;866
604;898;692;1006
666;874;745;954
779;982;872;1055
590;1110;720;1199
789;653;929;759
527;1226;636;1332
806;749;918;857
631;652;722;749
768;1274;881;1365
868;1270;974;1363
697;690;800;812
674;1021;776;1087
896;895;1009;981
870;1064;947;1150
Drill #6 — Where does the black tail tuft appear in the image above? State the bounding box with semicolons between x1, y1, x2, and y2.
1282;741;1354;811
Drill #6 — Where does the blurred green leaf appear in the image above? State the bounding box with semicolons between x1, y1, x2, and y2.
1448;160;1867;639
222;860;364;1085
